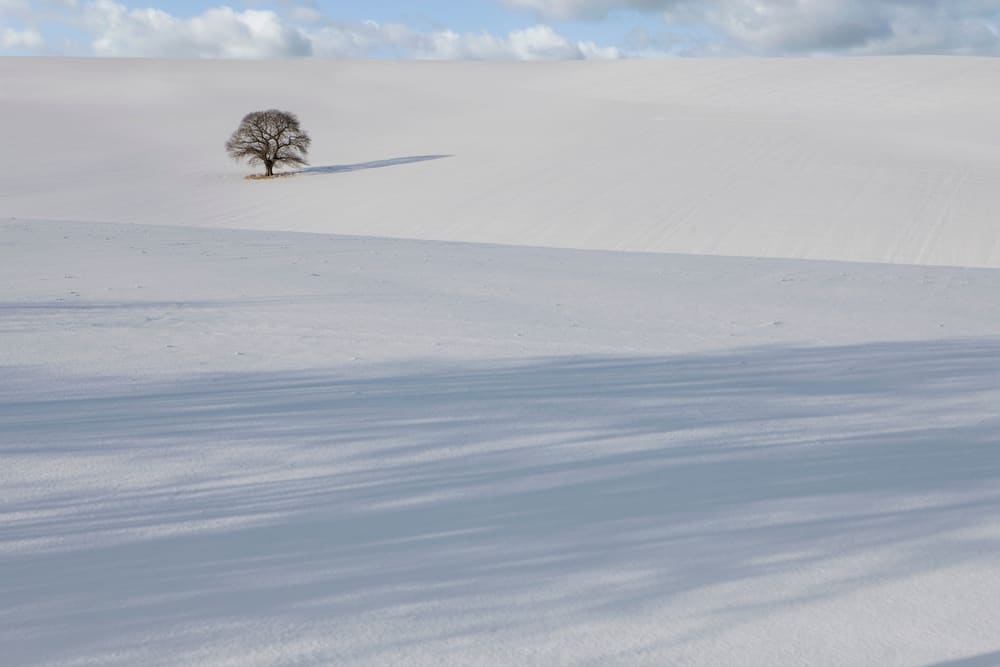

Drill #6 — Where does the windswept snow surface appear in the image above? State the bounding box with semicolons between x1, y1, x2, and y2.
3;220;1000;666
2;56;1000;666
3;57;1000;266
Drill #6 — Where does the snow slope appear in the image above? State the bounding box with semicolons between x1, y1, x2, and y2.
3;220;1000;666
4;56;1000;266
3;55;1000;666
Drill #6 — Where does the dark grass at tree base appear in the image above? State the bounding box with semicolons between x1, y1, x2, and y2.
243;172;297;180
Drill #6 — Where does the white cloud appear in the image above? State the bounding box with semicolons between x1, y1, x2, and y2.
84;1;311;58
13;0;1000;58
76;1;618;60
307;20;619;60
1;25;44;50
508;24;619;59
405;24;619;60
505;0;1000;55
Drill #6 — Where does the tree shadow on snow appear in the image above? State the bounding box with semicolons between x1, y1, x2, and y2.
300;154;451;175
926;652;1000;667
2;339;999;663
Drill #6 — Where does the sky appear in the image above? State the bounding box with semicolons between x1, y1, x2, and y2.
3;0;1000;59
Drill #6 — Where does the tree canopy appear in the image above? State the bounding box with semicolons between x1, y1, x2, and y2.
226;109;311;177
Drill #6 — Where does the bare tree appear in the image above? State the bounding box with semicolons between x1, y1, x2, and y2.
226;109;311;177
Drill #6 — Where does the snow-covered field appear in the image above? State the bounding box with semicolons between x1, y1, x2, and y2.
3;57;1000;666
5;56;1000;266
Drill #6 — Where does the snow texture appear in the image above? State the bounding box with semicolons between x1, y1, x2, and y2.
4;57;1000;266
2;57;1000;666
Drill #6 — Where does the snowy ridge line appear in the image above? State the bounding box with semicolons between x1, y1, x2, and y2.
8;216;999;271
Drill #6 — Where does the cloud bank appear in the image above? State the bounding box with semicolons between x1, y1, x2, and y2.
505;0;1000;55
75;0;618;60
1;25;43;50
2;0;1000;58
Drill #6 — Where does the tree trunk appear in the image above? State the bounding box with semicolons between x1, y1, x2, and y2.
265;160;274;177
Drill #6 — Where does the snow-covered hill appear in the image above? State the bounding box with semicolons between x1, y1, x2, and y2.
4;56;1000;266
4;219;1000;666
3;56;1000;666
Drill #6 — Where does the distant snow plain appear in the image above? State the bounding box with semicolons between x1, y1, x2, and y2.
2;57;999;666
